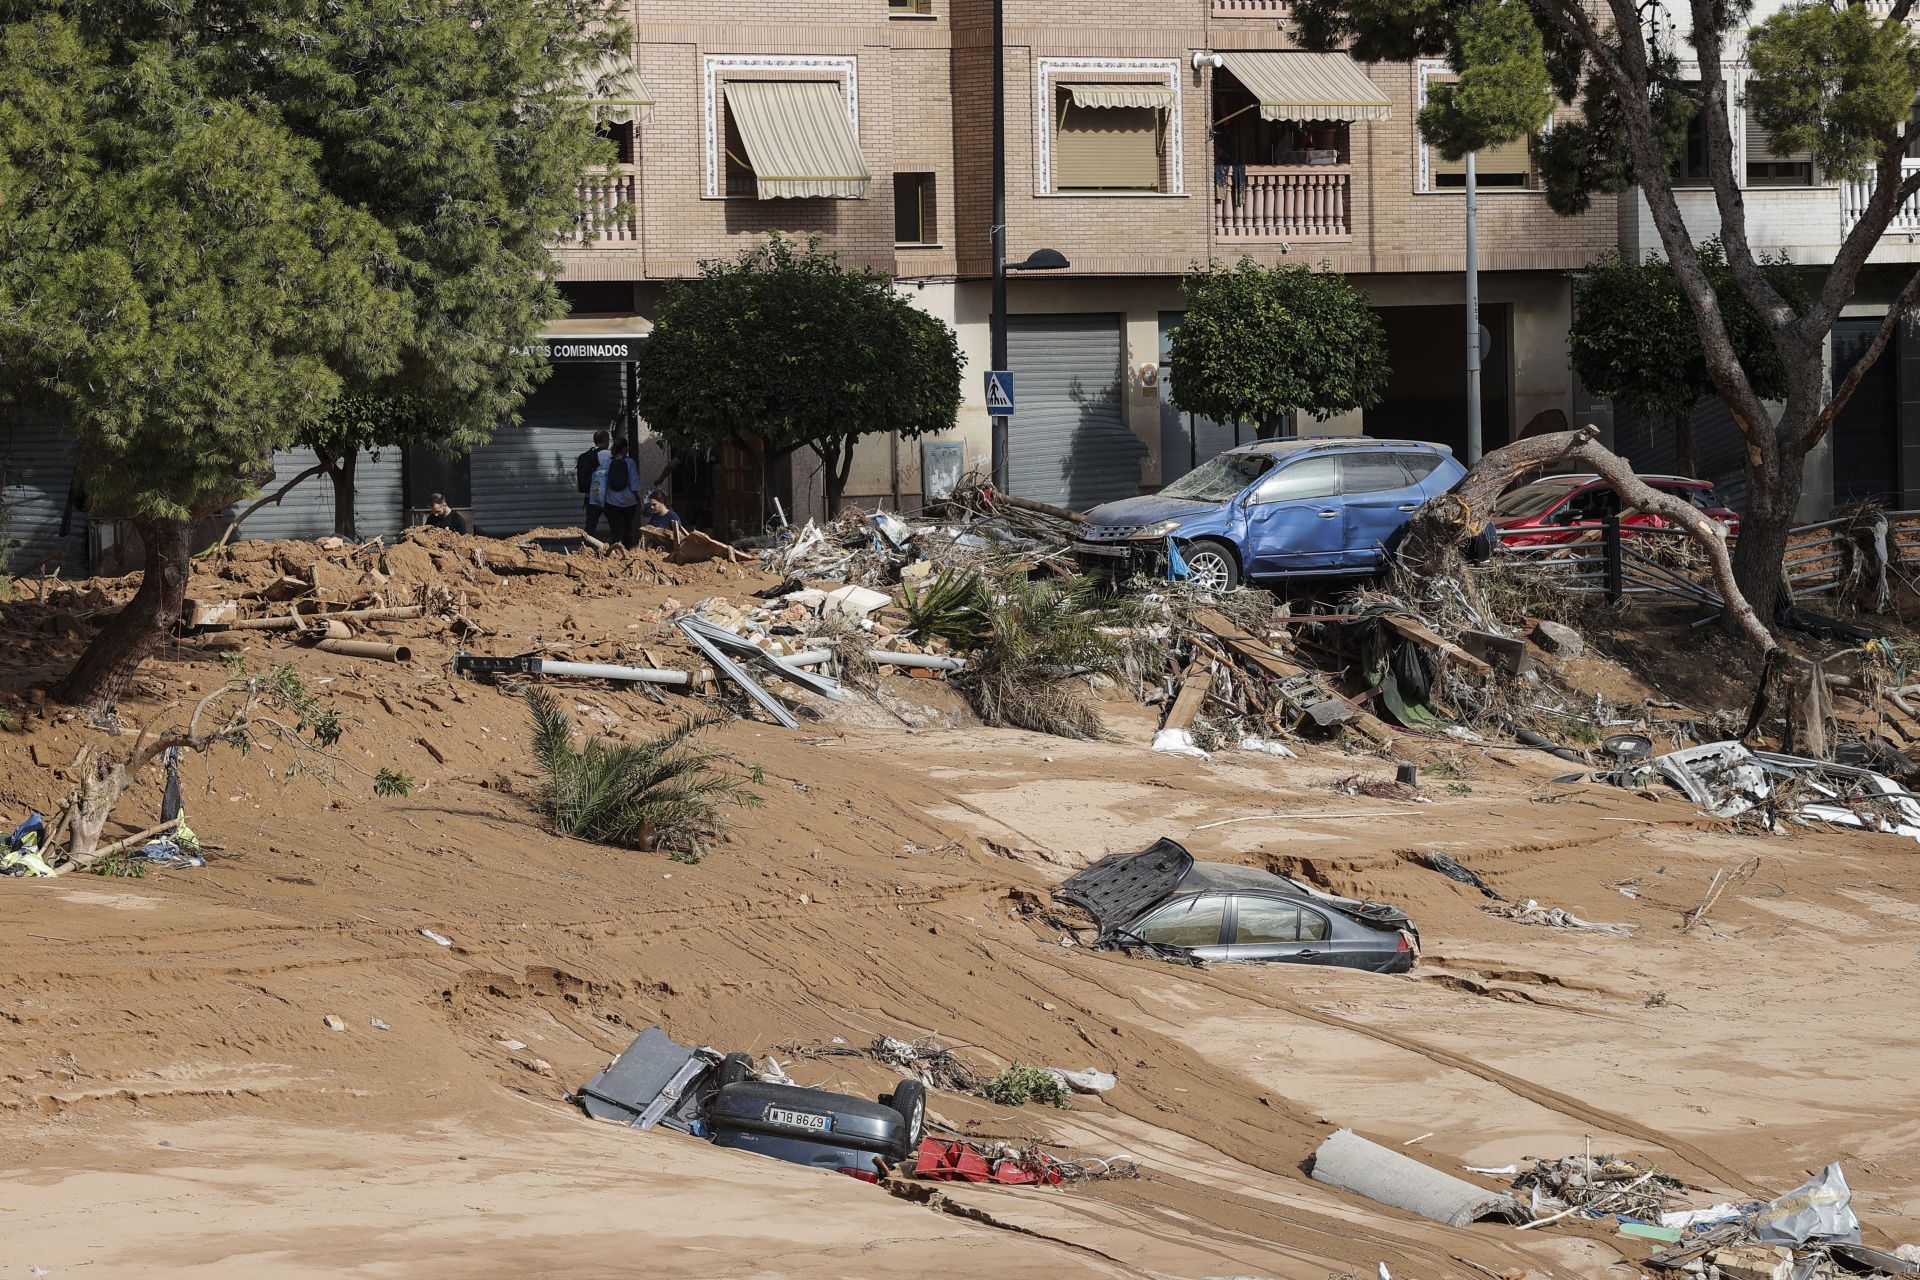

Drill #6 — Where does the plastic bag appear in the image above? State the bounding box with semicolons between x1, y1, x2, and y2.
1752;1163;1860;1247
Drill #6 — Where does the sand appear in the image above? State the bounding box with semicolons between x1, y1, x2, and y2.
2;535;1916;1278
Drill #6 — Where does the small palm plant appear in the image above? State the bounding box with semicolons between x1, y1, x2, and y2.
524;687;755;857
958;574;1126;740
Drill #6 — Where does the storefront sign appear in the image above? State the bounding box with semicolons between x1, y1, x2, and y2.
514;337;642;362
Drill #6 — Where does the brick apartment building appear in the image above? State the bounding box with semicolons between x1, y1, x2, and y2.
5;0;1914;566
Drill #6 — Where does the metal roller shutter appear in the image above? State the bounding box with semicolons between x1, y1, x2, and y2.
1614;395;1749;514
1008;314;1144;510
471;363;626;536
0;419;86;575
229;447;404;544
1831;317;1899;508
1158;312;1241;484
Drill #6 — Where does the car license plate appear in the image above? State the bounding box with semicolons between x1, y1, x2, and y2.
764;1106;832;1134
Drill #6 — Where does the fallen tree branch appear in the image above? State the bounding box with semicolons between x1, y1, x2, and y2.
215;462;330;550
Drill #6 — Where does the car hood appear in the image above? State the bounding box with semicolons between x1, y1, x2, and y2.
1056;838;1194;931
1081;494;1221;529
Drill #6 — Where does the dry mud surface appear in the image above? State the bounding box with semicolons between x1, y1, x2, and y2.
2;540;1915;1278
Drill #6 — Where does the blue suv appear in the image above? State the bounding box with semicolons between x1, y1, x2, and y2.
1071;438;1465;591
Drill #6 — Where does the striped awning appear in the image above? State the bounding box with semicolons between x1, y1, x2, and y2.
1218;51;1392;123
576;49;655;126
726;80;872;200
1062;82;1175;111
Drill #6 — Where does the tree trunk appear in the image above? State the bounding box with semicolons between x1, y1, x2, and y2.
820;441;854;517
1673;411;1696;479
54;516;194;709
1393;427;1775;653
326;448;359;539
1731;464;1800;625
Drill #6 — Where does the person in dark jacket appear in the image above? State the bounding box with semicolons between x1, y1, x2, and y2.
426;493;469;535
576;430;611;537
642;493;681;531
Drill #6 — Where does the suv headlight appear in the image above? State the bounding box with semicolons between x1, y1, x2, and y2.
1127;520;1182;541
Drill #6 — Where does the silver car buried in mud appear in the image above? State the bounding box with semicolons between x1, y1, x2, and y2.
1056;839;1419;972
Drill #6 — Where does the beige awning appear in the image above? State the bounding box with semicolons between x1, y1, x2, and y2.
577;49;655;126
1218;51;1392;123
725;80;872;200
1062;82;1176;111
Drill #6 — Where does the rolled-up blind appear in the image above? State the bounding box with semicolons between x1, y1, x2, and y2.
1431;135;1533;183
1056;104;1160;190
1745;118;1813;175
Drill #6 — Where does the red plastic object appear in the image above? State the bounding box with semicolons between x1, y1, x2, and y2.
911;1138;1064;1186
840;1167;881;1184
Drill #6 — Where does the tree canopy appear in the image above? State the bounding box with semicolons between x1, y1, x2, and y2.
0;1;623;703
634;235;965;514
1570;243;1807;477
1166;260;1390;437
1292;0;1920;621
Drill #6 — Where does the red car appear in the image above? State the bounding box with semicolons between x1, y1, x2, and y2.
1493;474;1739;547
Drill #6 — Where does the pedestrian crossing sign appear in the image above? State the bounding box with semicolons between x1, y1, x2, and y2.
984;370;1015;416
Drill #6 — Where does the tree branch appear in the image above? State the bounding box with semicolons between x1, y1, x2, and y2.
215;462;328;549
1809;260;1920;453
1805;153;1920;342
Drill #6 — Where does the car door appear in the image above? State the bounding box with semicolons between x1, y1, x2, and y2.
1220;895;1334;964
1241;455;1344;576
1128;893;1231;961
1336;452;1424;568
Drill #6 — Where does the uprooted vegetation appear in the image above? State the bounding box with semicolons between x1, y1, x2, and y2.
524;685;756;858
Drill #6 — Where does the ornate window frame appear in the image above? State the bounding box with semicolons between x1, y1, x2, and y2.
1415;59;1551;194
1035;57;1184;196
702;55;860;198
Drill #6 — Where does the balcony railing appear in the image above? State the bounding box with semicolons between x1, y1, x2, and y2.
1212;0;1290;13
1843;158;1920;238
1215;165;1351;240
565;167;639;244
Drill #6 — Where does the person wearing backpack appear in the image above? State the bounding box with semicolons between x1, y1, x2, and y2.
601;437;640;548
576;429;611;537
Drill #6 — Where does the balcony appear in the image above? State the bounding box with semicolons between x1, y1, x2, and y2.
1215;164;1351;239
1844;159;1920;237
1212;0;1291;13
566;166;640;244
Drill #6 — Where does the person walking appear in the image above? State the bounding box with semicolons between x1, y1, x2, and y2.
602;438;640;548
576;430;611;537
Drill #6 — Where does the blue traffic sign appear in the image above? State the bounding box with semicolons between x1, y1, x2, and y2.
984;370;1015;416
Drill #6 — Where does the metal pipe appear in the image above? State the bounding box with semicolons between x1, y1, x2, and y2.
223;605;424;632
537;659;689;686
315;638;412;663
1464;150;1482;464
784;649;967;672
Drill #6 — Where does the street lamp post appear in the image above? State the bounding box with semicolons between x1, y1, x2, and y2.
1464;150;1482;464
987;0;1069;492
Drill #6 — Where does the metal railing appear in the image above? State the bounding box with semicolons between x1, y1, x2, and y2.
1494;520;1725;608
1215;165;1351;240
1212;0;1291;12
1841;159;1920;238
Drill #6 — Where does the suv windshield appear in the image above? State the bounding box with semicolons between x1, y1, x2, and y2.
1495;482;1575;519
1160;452;1274;502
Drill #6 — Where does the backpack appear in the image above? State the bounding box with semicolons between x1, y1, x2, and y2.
576;447;600;495
588;457;611;508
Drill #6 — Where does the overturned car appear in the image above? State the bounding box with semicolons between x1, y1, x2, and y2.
1056;839;1419;973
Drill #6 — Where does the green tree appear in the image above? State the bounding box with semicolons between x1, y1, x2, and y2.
1293;0;1920;625
1167;260;1389;438
303;394;445;540
1571;243;1807;477
0;2;622;707
634;235;964;516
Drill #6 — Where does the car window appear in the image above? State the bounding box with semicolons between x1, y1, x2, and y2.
1495;482;1574;518
1233;897;1304;943
1135;895;1227;947
1160;452;1274;502
1571;488;1621;520
1397;451;1444;481
1250;456;1339;504
1340;454;1414;495
1300;907;1330;942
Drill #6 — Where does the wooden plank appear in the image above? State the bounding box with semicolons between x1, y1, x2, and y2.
1163;661;1214;732
1380;613;1493;676
1195;608;1395;744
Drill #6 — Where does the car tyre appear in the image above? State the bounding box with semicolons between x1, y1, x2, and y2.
886;1079;927;1157
716;1052;755;1088
1181;539;1239;593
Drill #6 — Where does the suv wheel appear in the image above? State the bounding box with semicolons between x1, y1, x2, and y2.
1181;540;1239;593
886;1079;927;1157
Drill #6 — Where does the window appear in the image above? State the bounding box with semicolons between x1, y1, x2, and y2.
1160;452;1273;501
1425;72;1534;189
597;120;635;166
1135;895;1227;947
1340;453;1414;494
889;0;932;12
722;101;755;197
1055;90;1165;192
1565;486;1620;522
1675;107;1712;188
894;172;936;244
1745;115;1813;187
1396;451;1444;481
1233;897;1330;944
1251;455;1340;504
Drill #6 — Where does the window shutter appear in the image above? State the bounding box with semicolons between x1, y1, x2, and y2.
1056;105;1160;190
1430;135;1533;182
1745;118;1813;168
